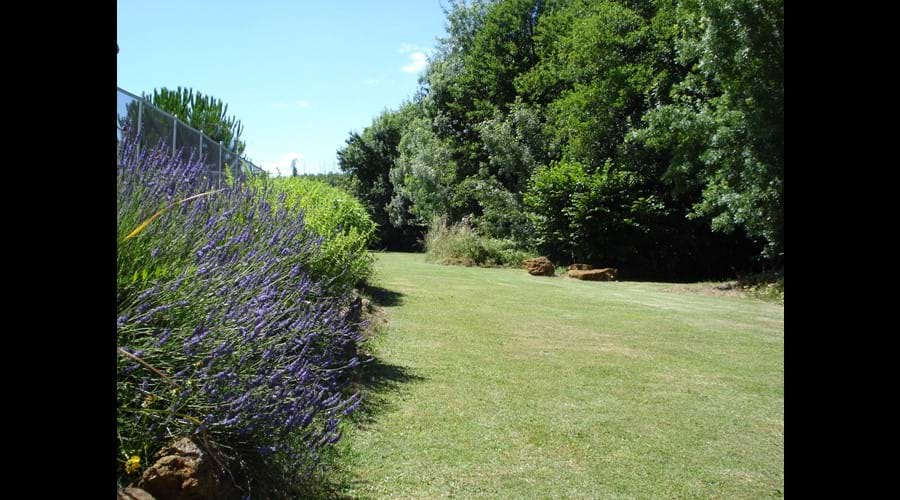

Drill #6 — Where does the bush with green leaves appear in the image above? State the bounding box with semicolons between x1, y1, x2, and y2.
457;176;534;246
250;176;376;294
524;161;664;265
424;215;531;268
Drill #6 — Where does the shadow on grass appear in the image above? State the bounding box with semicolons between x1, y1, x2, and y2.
285;357;426;499
299;352;426;498
290;285;422;498
347;356;427;426
361;285;405;307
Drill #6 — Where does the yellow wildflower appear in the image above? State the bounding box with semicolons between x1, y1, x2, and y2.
125;455;141;474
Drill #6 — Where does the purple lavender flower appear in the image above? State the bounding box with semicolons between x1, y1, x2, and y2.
118;126;367;483
155;329;172;346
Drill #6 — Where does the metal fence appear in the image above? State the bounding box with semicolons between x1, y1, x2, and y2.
116;87;265;180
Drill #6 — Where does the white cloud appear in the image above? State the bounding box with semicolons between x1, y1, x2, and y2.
262;152;305;176
401;51;428;73
364;78;380;86
397;43;420;54
296;100;310;108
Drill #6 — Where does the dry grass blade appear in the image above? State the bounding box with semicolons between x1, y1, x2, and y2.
117;347;181;389
123;188;226;241
123;210;165;241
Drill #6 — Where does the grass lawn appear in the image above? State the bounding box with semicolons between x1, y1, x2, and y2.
330;252;783;498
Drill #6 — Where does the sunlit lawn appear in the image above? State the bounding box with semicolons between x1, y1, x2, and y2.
332;252;783;499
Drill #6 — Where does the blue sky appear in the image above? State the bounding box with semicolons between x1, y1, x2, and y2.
117;0;447;175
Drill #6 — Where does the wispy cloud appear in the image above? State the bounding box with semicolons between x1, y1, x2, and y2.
262;152;305;176
296;100;310;108
364;78;380;86
272;102;288;110
401;51;428;73
398;43;431;73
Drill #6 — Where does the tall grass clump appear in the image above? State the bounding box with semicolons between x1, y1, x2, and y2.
117;130;364;497
424;215;532;267
259;176;376;294
739;271;785;302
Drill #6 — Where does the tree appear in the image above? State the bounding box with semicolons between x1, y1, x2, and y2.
291;159;299;177
145;87;247;155
389;116;457;227
334;0;780;278
636;0;784;260
478;99;549;194
337;105;419;249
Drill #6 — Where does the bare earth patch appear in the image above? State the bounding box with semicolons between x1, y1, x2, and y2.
667;281;748;298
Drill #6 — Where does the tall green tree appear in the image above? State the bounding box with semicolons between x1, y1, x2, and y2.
389;116;458;227
145;87;247;155
337;105;420;249
635;0;784;260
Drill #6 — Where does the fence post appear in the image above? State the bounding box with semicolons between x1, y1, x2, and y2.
136;100;143;136
172;117;177;157
219;141;224;175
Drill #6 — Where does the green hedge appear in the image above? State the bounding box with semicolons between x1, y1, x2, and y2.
262;176;377;292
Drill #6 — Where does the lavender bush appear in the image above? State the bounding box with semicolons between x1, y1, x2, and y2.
117;129;364;496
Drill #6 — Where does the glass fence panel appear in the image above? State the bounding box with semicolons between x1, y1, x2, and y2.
140;104;174;152
174;121;202;165
118;88;263;179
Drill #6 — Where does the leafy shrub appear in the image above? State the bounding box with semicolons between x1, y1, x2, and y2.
424;215;531;268
295;172;353;191
524;161;664;265
455;176;535;247
260;176;376;293
117;132;364;494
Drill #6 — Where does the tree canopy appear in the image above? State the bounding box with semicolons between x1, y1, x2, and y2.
339;0;783;279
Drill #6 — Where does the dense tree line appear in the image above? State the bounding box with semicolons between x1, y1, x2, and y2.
338;0;782;280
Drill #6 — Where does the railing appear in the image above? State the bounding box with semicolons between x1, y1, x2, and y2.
116;86;265;180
